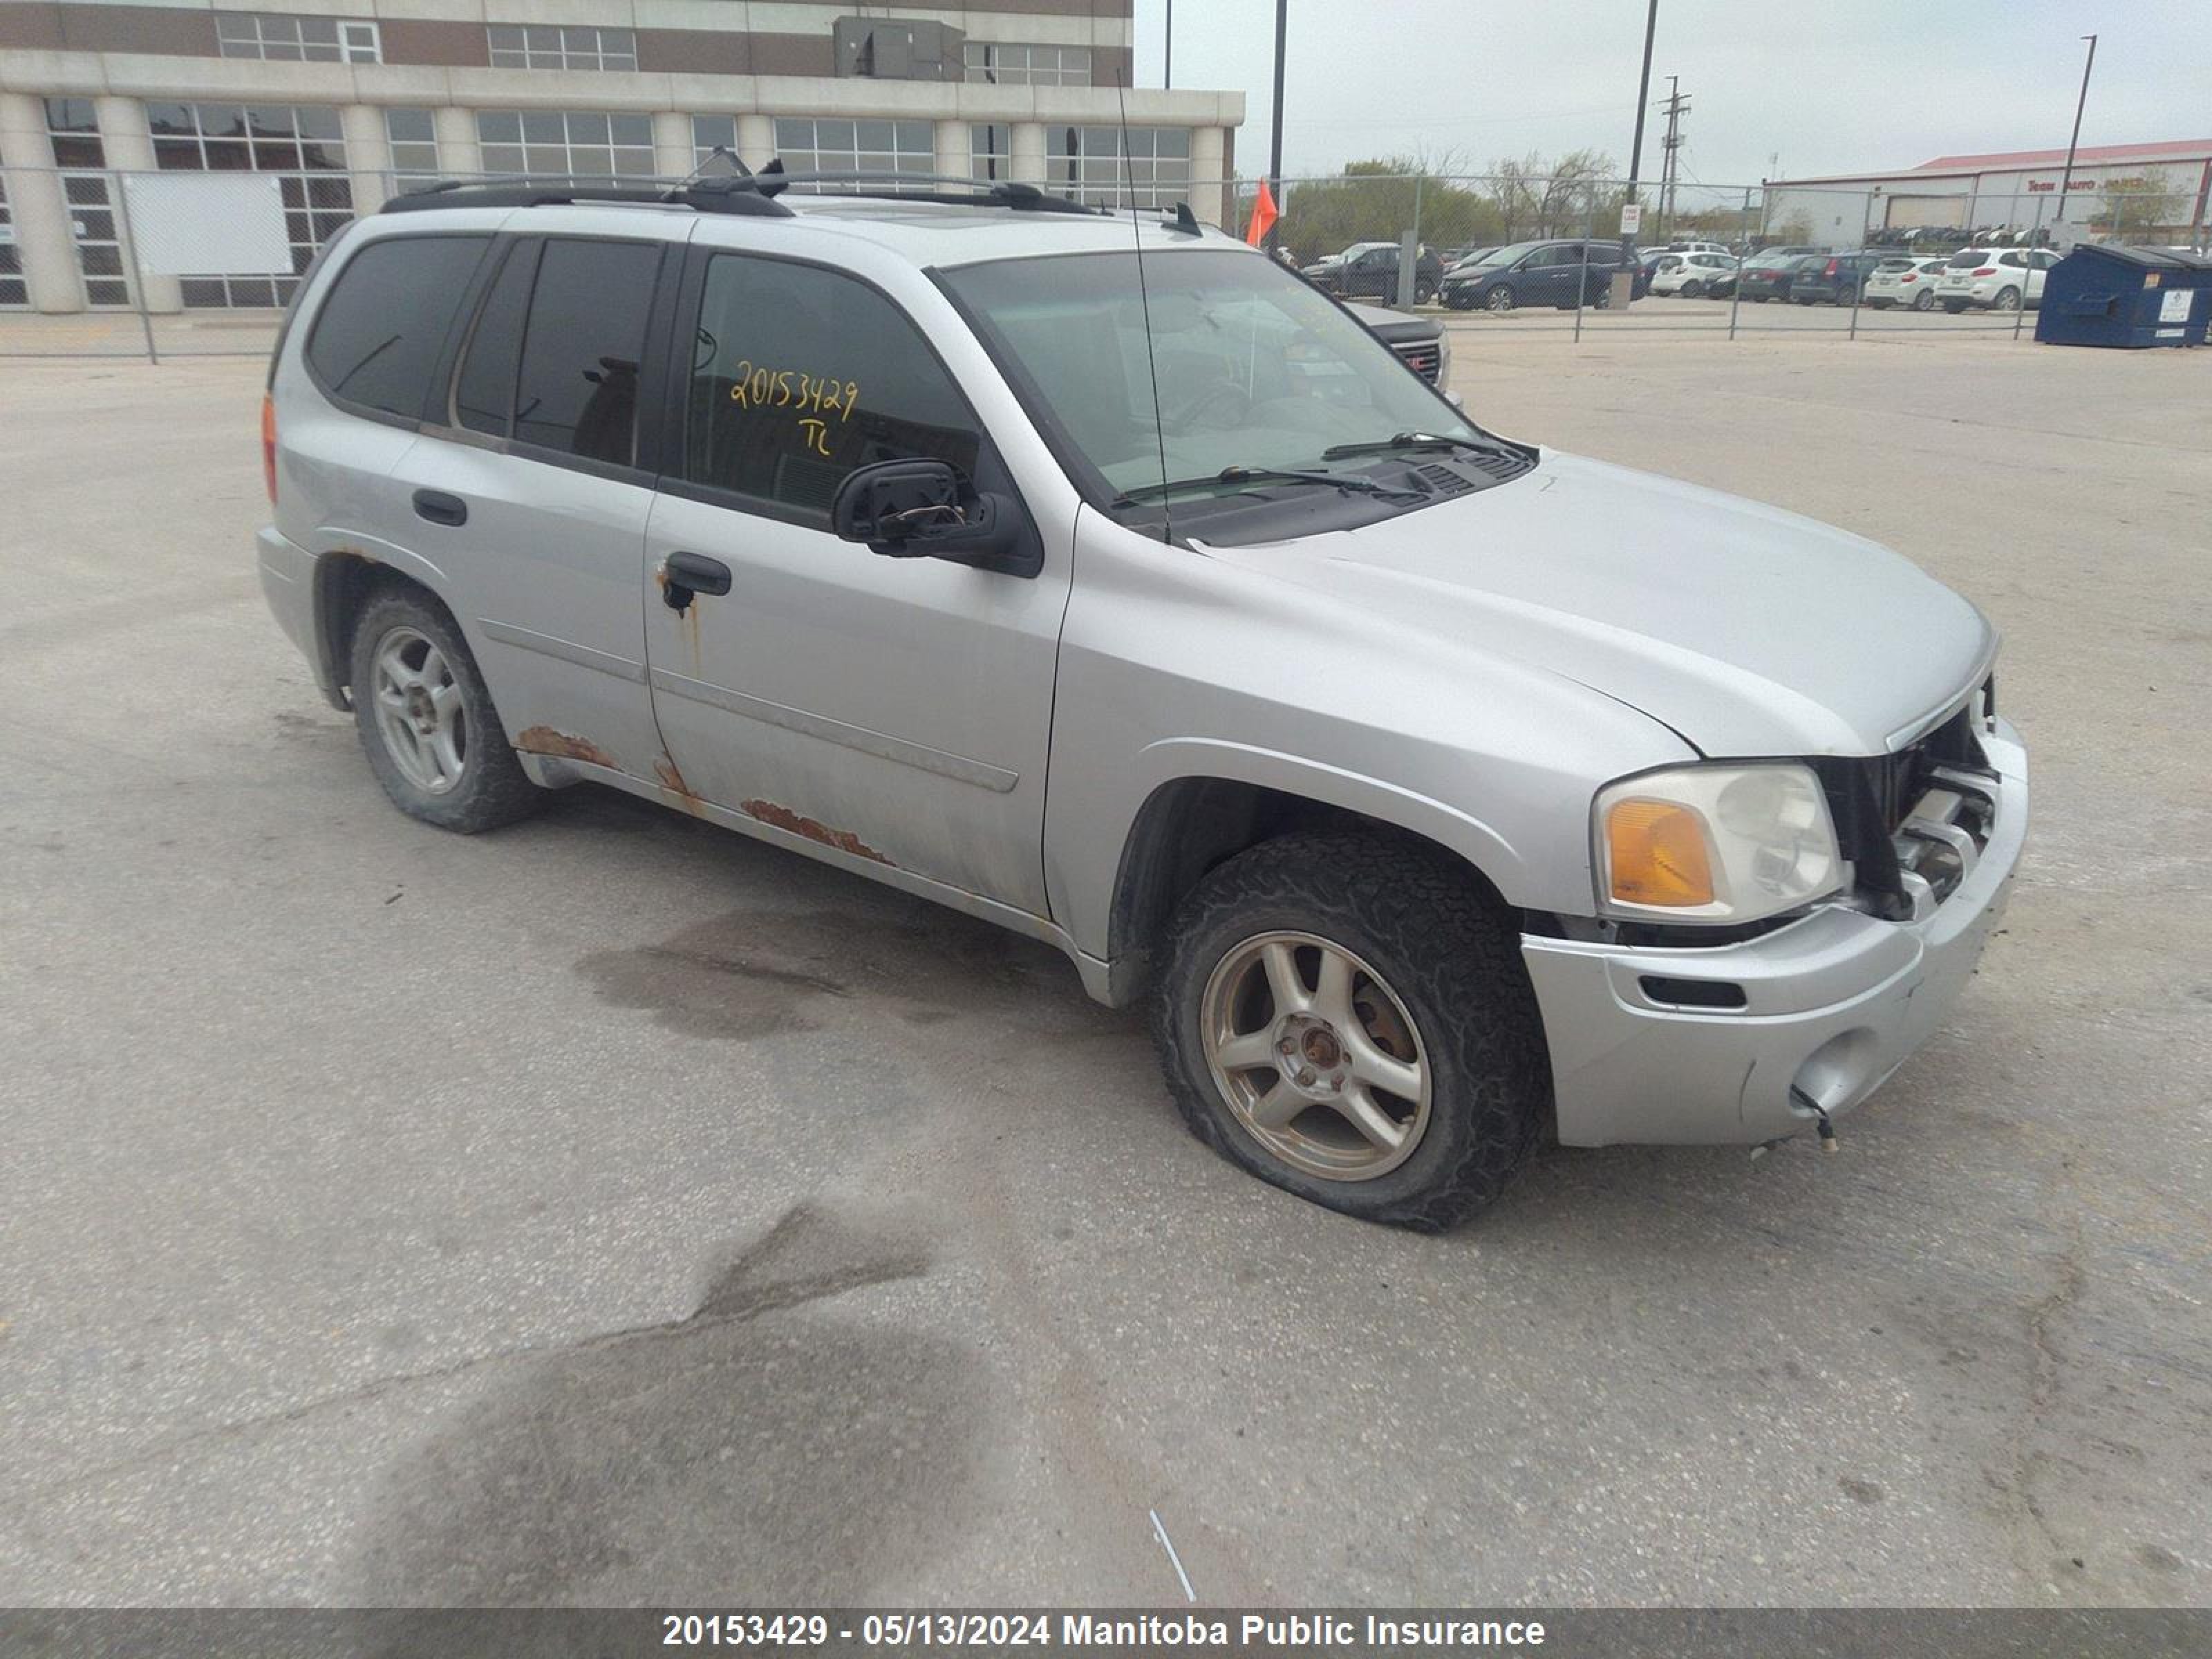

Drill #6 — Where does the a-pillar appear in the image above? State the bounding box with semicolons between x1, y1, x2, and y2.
92;95;182;313
0;90;84;313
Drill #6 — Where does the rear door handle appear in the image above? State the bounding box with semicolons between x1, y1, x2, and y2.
413;489;467;527
663;551;732;603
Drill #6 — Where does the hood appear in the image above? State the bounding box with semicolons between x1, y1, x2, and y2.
1199;451;1995;758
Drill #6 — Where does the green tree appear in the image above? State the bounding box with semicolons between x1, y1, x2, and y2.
1277;155;1504;264
2098;168;2182;241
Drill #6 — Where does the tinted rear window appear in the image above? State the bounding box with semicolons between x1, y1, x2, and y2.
306;234;490;419
510;238;660;466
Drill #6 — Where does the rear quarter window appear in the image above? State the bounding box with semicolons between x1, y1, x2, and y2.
305;234;491;420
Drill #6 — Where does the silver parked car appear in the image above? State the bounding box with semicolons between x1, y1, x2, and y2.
259;175;2026;1229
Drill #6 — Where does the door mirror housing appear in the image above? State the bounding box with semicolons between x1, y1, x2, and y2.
830;458;1039;578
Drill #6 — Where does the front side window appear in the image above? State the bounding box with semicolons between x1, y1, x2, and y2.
684;254;982;524
308;234;489;418
941;247;1481;511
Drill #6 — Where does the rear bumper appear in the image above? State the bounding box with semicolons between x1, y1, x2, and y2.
256;524;342;707
1521;719;2027;1147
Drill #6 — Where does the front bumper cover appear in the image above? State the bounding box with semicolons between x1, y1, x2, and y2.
1521;719;2027;1147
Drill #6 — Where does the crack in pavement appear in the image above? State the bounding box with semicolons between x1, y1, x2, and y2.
7;1206;924;1512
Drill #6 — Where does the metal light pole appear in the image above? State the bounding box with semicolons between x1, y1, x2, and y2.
1622;0;1660;257
1266;0;1287;253
1163;0;1172;88
2055;32;2097;227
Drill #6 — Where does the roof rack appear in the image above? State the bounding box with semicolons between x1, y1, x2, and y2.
380;161;1105;220
379;178;795;217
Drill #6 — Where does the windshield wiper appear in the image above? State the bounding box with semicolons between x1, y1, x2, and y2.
1113;465;1425;507
1320;431;1509;461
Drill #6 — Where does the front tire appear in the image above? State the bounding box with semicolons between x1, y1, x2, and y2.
350;587;543;834
1679;279;1705;298
1484;285;1517;312
1153;832;1548;1230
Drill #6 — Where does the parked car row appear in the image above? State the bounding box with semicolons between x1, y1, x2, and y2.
1654;247;2061;312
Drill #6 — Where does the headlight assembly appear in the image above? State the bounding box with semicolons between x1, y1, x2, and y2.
1595;762;1844;923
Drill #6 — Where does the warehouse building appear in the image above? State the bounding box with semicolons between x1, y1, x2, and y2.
1763;138;2212;249
0;0;1242;313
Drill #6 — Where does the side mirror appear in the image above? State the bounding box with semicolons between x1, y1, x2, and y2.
829;458;1038;578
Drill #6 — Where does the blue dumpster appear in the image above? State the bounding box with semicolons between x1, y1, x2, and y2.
2036;244;2212;348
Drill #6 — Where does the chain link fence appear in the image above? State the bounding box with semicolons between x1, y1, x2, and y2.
1;167;2205;361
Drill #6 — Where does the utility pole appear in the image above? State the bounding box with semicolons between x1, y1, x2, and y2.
1655;77;1690;241
2055;33;2097;229
1622;0;1660;258
1266;0;1287;254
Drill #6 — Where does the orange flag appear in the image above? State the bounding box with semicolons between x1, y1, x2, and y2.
1246;179;1280;246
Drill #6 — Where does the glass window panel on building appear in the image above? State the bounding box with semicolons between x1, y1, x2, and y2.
44;98;130;307
691;115;738;167
774;118;932;188
964;42;1091;85
487;24;635;71
476;110;656;180
216;14;380;64
140;103;352;306
384;108;440;189
0;174;26;308
1047;126;1191;209
971;124;1011;182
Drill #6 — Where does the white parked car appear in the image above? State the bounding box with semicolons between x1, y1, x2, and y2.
1936;247;2059;313
1650;251;1738;298
1863;256;1953;311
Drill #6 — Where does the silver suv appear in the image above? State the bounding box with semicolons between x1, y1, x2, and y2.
259;174;2026;1230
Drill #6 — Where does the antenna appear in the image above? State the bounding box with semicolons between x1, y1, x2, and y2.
1117;79;1174;543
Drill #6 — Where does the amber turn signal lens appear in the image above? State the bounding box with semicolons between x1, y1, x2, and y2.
1607;799;1716;908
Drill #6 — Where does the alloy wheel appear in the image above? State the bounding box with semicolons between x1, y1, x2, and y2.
1199;930;1433;1181
370;626;467;795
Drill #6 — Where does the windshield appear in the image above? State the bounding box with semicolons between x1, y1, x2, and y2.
1473;242;1536;269
939;247;1484;514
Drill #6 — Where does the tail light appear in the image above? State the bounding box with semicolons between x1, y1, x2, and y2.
1900;274;1918;283
1973;267;1997;276
261;393;278;505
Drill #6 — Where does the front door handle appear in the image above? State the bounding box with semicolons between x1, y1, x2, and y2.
662;551;732;610
413;489;467;527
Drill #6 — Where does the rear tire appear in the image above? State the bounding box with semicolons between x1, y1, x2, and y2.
1911;288;1936;311
1943;300;1967;314
349;587;543;834
1994;286;2021;312
1153;832;1549;1230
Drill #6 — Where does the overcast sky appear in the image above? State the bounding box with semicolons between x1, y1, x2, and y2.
1132;1;2211;189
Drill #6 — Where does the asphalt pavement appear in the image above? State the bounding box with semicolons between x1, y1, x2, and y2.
1;330;2207;1607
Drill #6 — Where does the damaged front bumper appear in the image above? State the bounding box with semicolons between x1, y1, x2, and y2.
1521;718;2027;1147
